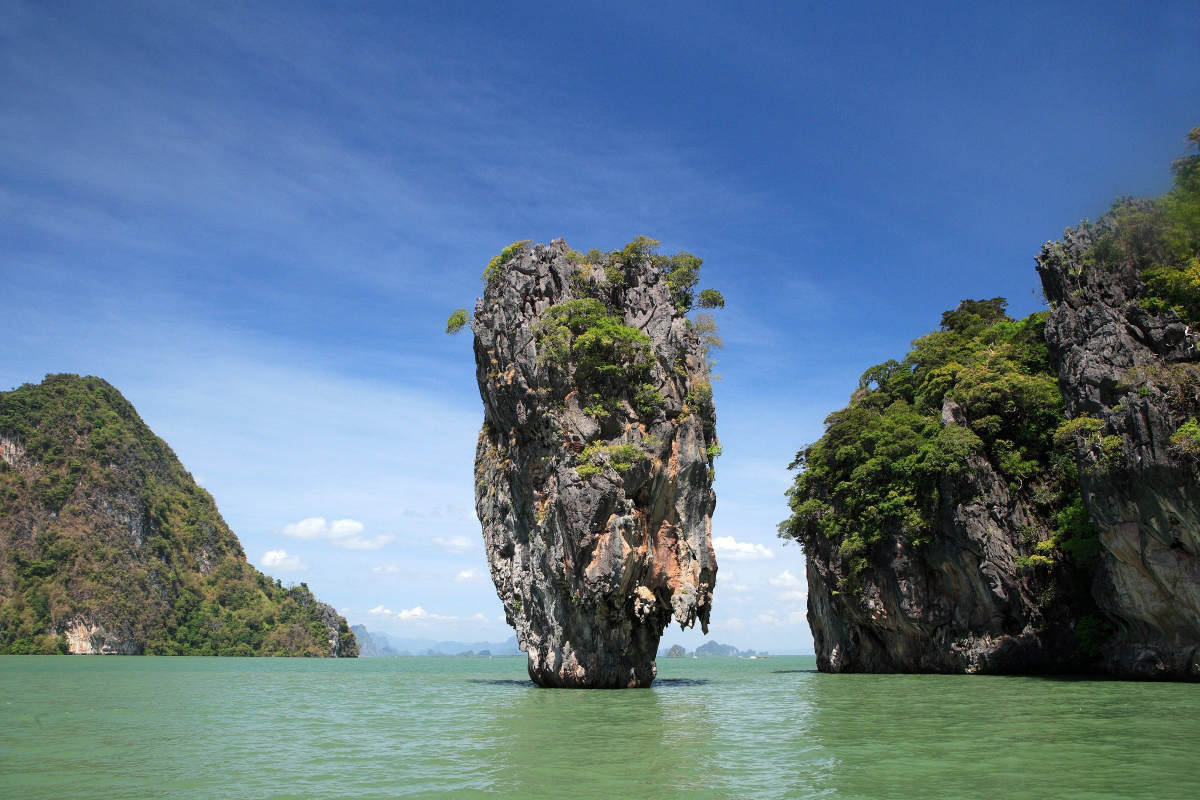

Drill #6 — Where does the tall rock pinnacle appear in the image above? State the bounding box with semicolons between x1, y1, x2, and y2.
469;238;719;688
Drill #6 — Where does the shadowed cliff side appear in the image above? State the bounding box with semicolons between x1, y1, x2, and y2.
1037;130;1200;679
466;237;720;688
0;374;357;657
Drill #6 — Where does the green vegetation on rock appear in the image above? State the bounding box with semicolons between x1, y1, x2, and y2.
575;442;648;478
0;374;357;656
1071;127;1200;326
446;308;470;335
779;298;1096;585
482;240;531;285
697;289;725;309
1171;417;1200;457
534;298;663;418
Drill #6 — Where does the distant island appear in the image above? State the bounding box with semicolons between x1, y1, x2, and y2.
0;374;357;657
352;624;522;657
659;641;768;658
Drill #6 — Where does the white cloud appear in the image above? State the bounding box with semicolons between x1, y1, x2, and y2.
278;516;394;550
471;613;488;623
723;617;745;631
369;604;457;625
261;549;306;572
713;536;776;561
431;535;475;553
455;568;485;583
768;570;807;605
769;569;802;588
372;565;401;574
726;583;751;593
280;517;327;540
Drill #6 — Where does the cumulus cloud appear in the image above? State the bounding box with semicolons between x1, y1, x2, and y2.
455;568;484;583
769;570;807;604
369;604;459;624
278;517;393;550
769;570;802;588
431;535;475;553
713;536;775;561
367;604;494;627
261;549;306;572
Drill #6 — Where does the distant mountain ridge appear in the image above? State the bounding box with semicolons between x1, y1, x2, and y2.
352;625;522;656
0;375;357;656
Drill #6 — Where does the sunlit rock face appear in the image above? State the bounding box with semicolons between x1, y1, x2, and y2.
471;239;718;688
1039;222;1200;680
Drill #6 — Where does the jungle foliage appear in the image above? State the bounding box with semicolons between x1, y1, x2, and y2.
778;299;1097;587
0;375;357;656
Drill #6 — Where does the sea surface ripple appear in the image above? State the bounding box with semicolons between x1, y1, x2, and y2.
1;655;1197;799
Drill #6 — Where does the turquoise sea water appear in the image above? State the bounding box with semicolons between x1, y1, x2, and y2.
1;655;1197;799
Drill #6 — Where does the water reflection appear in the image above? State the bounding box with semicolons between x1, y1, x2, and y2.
475;665;726;797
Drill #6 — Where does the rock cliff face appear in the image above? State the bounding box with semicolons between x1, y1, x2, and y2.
783;297;1100;675
1038;223;1200;679
471;239;718;688
805;396;1087;674
0;374;357;657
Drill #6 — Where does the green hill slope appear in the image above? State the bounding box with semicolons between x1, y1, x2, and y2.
0;374;357;656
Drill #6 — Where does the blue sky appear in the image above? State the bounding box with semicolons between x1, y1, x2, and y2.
2;1;1198;652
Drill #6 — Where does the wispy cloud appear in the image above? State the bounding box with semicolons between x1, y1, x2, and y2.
279;517;393;550
455;568;485;583
372;565;401;574
713;536;776;561
431;535;475;553
368;604;493;627
261;549;306;572
369;605;448;622
769;569;802;588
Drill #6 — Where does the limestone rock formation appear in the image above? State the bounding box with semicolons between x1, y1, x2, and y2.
804;396;1088;674
0;374;358;657
471;238;718;688
783;295;1100;675
1038;221;1200;679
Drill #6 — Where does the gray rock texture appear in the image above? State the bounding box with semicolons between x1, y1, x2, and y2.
805;397;1087;674
471;239;718;688
1038;221;1200;679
